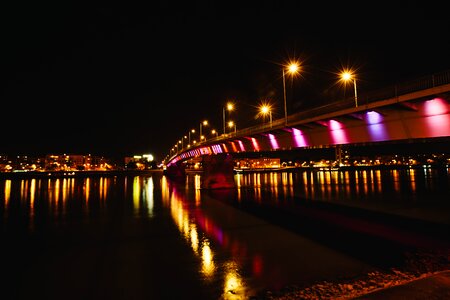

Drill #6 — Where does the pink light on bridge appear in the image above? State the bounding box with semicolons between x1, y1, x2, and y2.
251;137;260;151
199;147;212;155
237;140;246;152
268;134;279;149
365;111;389;141
292;128;309;147
424;98;450;136
329;120;349;144
424;98;448;115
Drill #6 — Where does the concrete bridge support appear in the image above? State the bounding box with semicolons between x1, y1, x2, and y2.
201;153;236;189
163;161;186;183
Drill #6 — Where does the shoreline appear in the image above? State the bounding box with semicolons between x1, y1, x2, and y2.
0;169;163;179
233;164;449;174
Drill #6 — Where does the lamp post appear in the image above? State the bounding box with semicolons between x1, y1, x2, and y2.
211;129;218;138
182;135;187;150
228;121;236;134
188;129;195;146
259;104;272;128
199;120;208;143
340;70;358;107
282;62;300;126
223;102;234;135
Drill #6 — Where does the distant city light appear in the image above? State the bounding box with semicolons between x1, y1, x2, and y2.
143;154;154;161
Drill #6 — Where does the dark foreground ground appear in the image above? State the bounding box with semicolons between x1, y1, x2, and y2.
251;199;450;300
260;267;450;299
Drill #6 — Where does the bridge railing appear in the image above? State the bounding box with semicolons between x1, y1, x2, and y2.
288;69;450;124
364;69;450;103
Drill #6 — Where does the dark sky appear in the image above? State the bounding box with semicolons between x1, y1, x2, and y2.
2;2;450;162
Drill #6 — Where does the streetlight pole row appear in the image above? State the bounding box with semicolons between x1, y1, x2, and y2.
171;65;358;159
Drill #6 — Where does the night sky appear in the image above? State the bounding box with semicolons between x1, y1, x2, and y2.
2;2;450;162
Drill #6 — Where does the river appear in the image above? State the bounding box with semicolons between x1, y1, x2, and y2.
1;167;449;299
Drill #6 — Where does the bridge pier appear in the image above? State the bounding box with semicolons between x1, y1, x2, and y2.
201;153;236;189
163;161;186;183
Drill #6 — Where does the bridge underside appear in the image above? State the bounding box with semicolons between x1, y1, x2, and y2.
166;95;450;189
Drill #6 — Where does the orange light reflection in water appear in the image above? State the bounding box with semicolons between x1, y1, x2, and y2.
145;177;154;218
195;174;201;206
408;169;417;194
133;176;141;213
29;179;36;231
161;179;251;299
392;170;400;193
375;170;382;193
4;180;11;207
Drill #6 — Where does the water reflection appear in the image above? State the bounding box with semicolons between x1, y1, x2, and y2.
243;168;447;204
201;240;215;277
29;179;36;231
223;261;245;299
0;176;122;231
144;176;154;217
233;167;450;224
161;178;251;299
131;176;155;218
133;176;141;212
4;179;11;205
0;169;448;299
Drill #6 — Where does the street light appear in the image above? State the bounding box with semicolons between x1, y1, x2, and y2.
223;102;234;135
181;135;187;150
228;121;236;134
282;61;300;126
199;120;208;143
188;129;195;146
211;129;218;138
340;70;358;107
259;103;272;128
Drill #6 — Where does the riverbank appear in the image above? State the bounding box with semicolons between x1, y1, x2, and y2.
234;164;449;174
258;267;450;299
0;169;163;179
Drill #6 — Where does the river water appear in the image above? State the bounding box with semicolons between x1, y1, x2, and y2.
1;167;449;299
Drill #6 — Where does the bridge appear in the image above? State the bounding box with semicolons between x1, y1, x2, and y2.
164;70;450;188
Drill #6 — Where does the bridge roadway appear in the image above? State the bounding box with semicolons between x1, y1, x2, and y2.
164;70;450;187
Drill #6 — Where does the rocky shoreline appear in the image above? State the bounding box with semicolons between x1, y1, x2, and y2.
254;250;450;299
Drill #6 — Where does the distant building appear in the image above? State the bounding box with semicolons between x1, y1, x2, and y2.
236;157;280;169
124;154;156;170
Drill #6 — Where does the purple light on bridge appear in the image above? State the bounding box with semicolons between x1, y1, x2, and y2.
365;111;389;141
424;98;450;136
268;134;279;149
211;144;223;154
329;120;349;144
251;137;260;151
292;128;309;147
237;140;246;152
